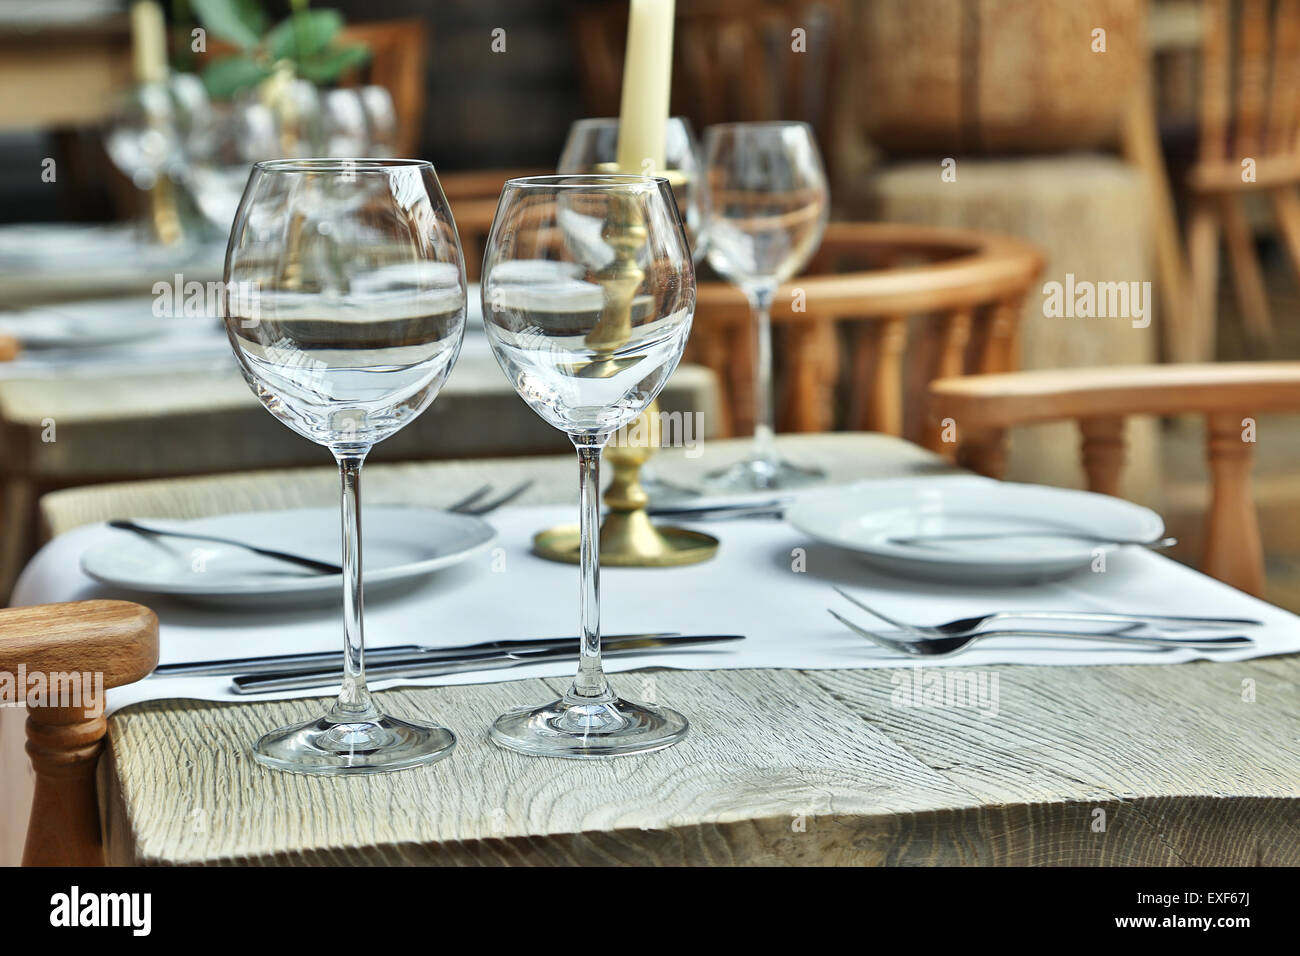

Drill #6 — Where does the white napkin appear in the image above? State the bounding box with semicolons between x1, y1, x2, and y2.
12;503;1300;717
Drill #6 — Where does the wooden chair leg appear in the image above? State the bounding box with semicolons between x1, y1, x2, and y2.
955;426;1008;478
1220;194;1274;346
685;326;736;438
0;478;36;603
1079;416;1126;497
925;308;974;452
1186;196;1221;362
847;316;905;435
729;321;757;439
1269;186;1300;285
781;318;837;433
1204;411;1265;596
971;296;1023;374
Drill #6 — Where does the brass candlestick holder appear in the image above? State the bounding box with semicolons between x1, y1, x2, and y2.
532;176;717;567
146;174;183;246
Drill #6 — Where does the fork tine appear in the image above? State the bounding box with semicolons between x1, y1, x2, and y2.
464;479;534;516
446;484;493;514
826;609;910;654
832;586;913;631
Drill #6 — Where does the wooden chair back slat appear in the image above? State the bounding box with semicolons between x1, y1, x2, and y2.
1200;0;1233;163
1235;0;1271;157
688;222;1042;444
1266;0;1300;153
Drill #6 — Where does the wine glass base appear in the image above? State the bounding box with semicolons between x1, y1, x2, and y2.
490;694;688;759
704;455;826;492
252;711;456;776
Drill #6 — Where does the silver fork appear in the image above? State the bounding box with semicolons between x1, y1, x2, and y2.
446;480;534;516
826;609;1256;657
831;586;1261;634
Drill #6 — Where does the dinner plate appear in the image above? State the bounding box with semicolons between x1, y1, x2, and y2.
785;476;1166;584
81;506;497;607
0;298;179;349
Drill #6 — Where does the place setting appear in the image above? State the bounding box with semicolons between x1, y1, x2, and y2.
4;0;1300;885
14;76;1300;771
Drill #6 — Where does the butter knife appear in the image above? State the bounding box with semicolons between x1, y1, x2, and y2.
152;631;680;678
230;634;744;695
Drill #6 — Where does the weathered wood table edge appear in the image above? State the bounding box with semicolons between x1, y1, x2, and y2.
44;435;1299;866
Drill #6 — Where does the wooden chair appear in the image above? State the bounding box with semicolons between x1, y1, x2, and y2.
1;601;157;866
1184;0;1300;358
336;20;429;158
929;362;1300;596
438;169;548;281
571;0;844;176
688;221;1043;444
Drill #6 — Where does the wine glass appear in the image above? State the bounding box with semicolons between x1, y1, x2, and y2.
481;175;695;757
700;121;829;490
359;86;399;156
224;158;467;774
323;88;370;157
557;116;705;261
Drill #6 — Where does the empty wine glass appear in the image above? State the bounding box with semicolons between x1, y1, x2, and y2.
323;88;370;157
481;175;695;757
701;121;829;490
359;86;399;156
224;158;467;774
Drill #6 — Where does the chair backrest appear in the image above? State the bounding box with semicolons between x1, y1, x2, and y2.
687;221;1043;442
929;361;1300;594
336;19;428;158
438;169;550;281
1190;0;1300;189
0;600;158;866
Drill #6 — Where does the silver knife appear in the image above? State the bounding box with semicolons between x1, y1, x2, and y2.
230;634;744;695
152;631;681;678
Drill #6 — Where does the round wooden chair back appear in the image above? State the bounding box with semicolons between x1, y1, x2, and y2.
689;221;1043;443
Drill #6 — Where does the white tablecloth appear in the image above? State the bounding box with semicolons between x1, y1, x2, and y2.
13;497;1300;716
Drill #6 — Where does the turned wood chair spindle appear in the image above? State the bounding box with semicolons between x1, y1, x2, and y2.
1;601;158;866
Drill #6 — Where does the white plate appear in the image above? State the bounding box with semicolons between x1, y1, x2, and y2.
785;476;1166;584
0;298;178;349
81;506;496;607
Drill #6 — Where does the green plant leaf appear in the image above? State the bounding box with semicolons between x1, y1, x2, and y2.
191;0;267;50
267;9;343;61
295;44;372;85
201;55;272;99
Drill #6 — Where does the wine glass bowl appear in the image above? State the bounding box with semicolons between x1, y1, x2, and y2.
481;174;695;758
224;158;466;774
482;176;694;437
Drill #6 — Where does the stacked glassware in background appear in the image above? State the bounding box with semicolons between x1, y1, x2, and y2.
104;3;396;243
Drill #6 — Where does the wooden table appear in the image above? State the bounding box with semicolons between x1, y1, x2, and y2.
18;434;1300;866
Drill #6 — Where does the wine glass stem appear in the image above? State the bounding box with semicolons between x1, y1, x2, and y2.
332;452;377;720
748;283;777;465
570;435;611;701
